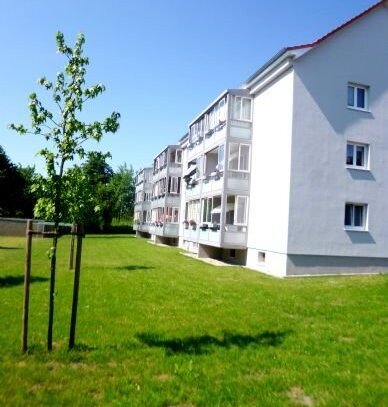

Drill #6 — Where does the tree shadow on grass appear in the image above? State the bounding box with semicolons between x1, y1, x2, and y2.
0;246;22;250
86;235;135;239
0;275;48;288
115;265;155;272
136;330;292;355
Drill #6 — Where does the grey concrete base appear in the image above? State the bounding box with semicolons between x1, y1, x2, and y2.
199;244;247;266
154;235;178;246
287;254;388;276
136;231;151;239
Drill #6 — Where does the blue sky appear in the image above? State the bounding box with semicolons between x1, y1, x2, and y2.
0;0;376;173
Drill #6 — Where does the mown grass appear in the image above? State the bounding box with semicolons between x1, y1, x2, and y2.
0;235;387;406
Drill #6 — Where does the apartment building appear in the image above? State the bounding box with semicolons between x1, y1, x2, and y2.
133;167;153;238
179;89;253;264
135;1;388;276
134;146;183;244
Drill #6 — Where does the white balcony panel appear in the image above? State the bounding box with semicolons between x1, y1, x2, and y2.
165;195;181;207
229;121;252;139
183;227;199;240
187;143;203;161
201;177;223;195
204;127;226;151
169;164;182;176
164;223;179;237
223;231;247;246
225;176;249;191
199;229;221;245
151;197;166;209
137;224;151;233
153;167;167;182
185;183;201;198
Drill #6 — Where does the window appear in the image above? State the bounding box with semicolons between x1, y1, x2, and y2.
219;98;226;122
228;143;250;172
166;207;179;223
346;142;368;169
185;199;200;223
175;149;182;164
347;84;368;110
201;196;221;224
196;156;203;178
258;252;266;263
217;144;225;172
172;207;179;223
169;176;181;194
235;196;248;225
233;96;252;121
344;203;367;230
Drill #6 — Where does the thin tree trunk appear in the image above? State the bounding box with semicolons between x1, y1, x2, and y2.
47;157;66;350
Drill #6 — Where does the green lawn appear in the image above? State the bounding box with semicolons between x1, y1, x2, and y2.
0;235;387;406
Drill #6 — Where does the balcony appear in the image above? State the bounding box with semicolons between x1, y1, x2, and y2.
198;223;221;245
182;225;199;241
151;194;180;209
185;180;201;198
134;223;151;233
150;222;179;237
204;124;226;151
201;173;223;195
223;225;248;247
225;171;250;192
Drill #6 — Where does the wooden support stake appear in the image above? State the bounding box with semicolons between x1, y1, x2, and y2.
21;220;33;353
69;224;84;349
47;234;58;351
69;223;76;270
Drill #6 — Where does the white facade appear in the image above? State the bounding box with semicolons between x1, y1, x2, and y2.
135;1;388;277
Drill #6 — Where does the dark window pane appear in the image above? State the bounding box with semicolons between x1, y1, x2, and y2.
345;204;353;226
346;144;354;165
347;86;354;106
357;88;365;108
356;146;365;166
354;205;364;227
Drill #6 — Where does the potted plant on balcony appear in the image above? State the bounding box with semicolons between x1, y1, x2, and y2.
183;220;189;229
200;223;209;231
189;220;197;230
210;223;220;231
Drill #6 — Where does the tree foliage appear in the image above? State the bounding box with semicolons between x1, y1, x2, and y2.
110;163;135;222
0;145;36;217
9;32;120;227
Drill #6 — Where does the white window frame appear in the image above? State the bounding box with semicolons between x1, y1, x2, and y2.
219;98;226;122
172;207;179;223
347;83;369;111
228;143;251;172
232;96;252;121
234;195;248;226
344;203;368;231
217;144;225;172
172;176;181;194
346;142;369;170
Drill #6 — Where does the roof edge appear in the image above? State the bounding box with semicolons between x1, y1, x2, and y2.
287;0;387;50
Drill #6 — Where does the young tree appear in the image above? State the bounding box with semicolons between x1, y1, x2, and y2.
9;32;120;350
